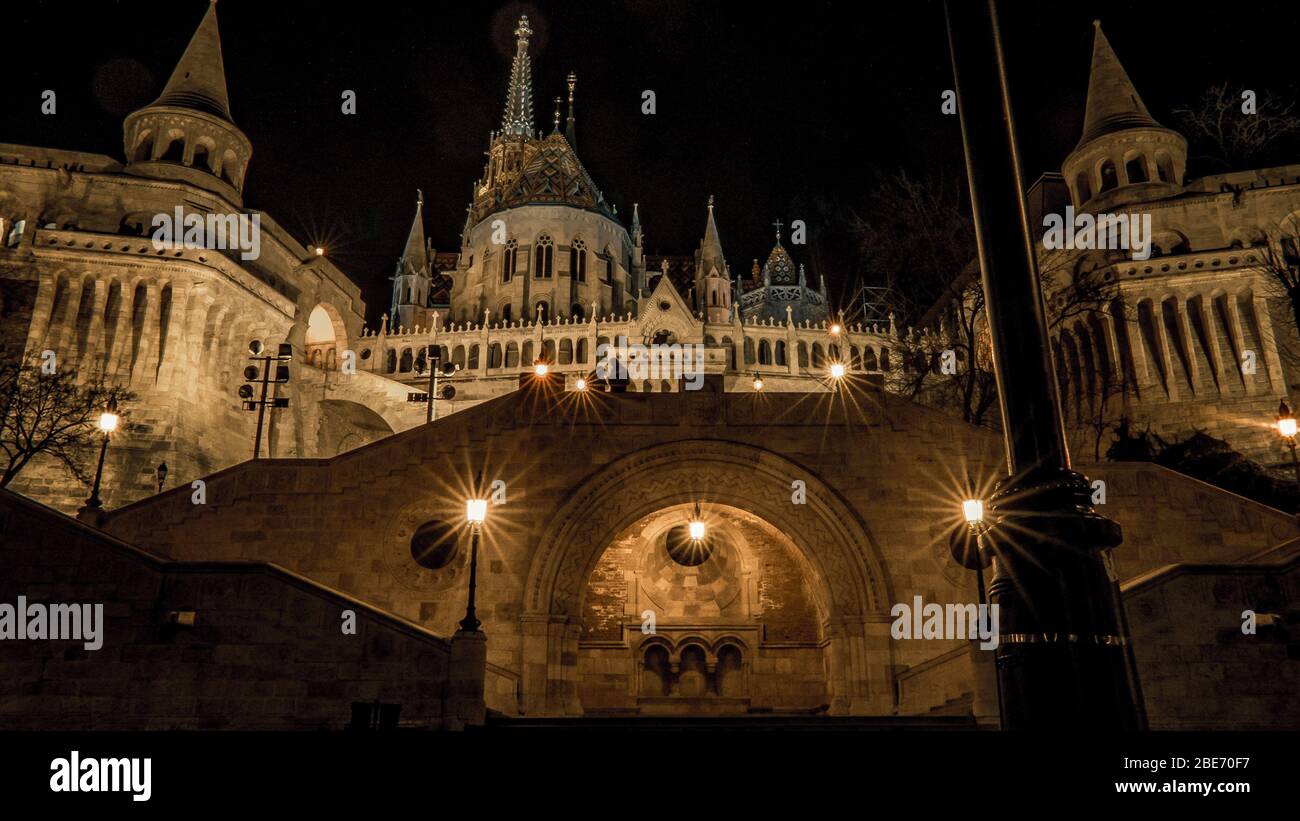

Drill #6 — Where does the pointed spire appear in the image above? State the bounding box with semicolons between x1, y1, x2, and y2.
401;190;428;275
700;195;725;274
631;202;642;242
1076;21;1163;149
552;97;562;135
500;15;535;138
152;1;234;122
565;71;578;147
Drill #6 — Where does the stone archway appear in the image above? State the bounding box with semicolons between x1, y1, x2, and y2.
521;440;895;716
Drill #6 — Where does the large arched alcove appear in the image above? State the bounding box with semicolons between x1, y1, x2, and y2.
521;440;895;716
578;502;829;714
304;302;348;368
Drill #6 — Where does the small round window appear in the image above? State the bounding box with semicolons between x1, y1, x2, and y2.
410;520;459;569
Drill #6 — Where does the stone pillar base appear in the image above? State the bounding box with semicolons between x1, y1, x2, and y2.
444;629;487;730
75;505;105;528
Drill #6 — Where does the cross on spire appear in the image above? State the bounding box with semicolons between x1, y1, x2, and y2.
772;218;783;243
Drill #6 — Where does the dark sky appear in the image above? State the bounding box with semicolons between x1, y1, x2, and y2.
4;0;1299;324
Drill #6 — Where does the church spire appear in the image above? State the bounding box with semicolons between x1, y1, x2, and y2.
401;190;429;275
152;0;234;122
700;195;725;272
565;71;577;147
1076;21;1162;149
500;15;535;138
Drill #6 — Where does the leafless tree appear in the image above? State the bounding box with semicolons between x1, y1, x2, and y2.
0;361;134;489
1173;83;1300;170
855;172;1123;426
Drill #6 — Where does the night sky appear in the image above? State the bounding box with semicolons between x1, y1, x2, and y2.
4;0;1299;325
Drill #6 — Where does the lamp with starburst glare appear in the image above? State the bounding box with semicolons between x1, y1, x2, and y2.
83;398;120;511
459;488;489;632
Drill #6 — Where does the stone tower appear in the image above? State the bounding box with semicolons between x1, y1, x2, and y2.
1060;21;1186;211
694;196;732;323
121;1;253;206
391;191;433;332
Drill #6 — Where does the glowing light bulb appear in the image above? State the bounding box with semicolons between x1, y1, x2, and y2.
534;362;549;378
98;411;119;434
829;362;846;379
962;499;984;526
689;520;706;541
1281;418;1298;438
575;377;587;391
753;376;764;391
466;498;488;525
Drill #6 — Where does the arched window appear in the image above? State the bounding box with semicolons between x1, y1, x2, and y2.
571;303;585;321
193;143;212;173
505;342;520;368
1155;153;1175;183
880;347;891;370
812;343;825;367
534;234;553;278
576;338;588;363
559;339;573;365
642;646;670;697
717;645;744;697
570;238;587;282
415;347;427;374
1125;155;1147;184
399;348;413;372
133;134;154;163
488;343;503;369
1099;160;1118;193
758;339;772;365
744;338;756;365
775;340;787;366
468;344;480;370
160;137;185;163
501;239;517;283
386;349;397;373
864;347;878;371
1075;171;1092;205
500;303;513;324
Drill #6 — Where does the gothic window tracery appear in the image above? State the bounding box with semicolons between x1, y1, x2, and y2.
534;234;554;278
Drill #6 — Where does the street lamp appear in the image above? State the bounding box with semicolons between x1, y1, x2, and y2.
84;398;119;511
829;322;842;336
156;461;168;493
1277;400;1300;492
752;374;764;391
829;362;846;380
533;360;549;379
574;376;587;391
459;488;490;633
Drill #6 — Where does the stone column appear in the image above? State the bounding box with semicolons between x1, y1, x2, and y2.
1154;299;1179;401
1195;293;1223;393
1223;293;1254;394
1252;292;1285;393
444;629;487;730
1173;296;1199;394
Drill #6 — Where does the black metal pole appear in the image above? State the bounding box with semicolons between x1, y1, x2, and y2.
459;526;481;632
85;434;110;509
1289;440;1299;493
252;355;270;459
946;0;1143;730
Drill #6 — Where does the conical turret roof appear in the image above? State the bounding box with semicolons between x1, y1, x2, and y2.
1076;22;1162;149
151;2;234;122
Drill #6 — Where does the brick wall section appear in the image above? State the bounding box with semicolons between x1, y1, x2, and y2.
1124;555;1300;730
0;489;455;730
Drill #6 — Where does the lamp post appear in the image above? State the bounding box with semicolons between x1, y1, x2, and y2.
946;0;1143;729
155;461;168;493
459;490;489;633
1277;400;1300;492
84;398;119;511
